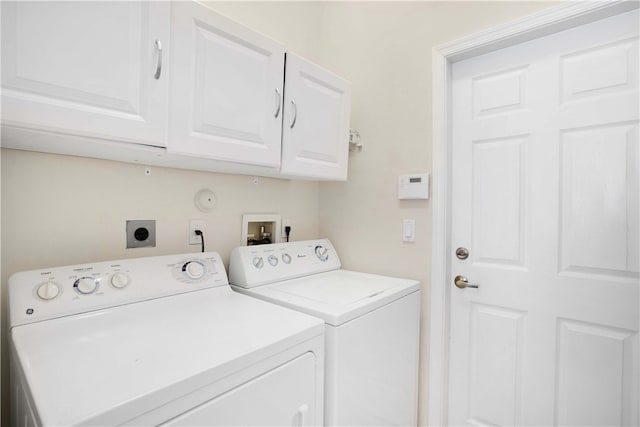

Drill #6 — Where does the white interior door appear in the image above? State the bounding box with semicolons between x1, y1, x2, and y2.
449;9;639;426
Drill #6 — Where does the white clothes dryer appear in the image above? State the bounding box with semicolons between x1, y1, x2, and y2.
229;239;420;426
9;252;324;426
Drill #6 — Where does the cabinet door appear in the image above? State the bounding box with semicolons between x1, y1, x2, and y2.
281;54;351;180
170;2;285;167
1;1;170;145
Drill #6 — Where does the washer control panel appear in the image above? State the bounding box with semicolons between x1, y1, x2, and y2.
9;252;228;327
229;239;341;288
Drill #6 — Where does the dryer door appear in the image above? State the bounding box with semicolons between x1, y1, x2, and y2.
163;352;318;426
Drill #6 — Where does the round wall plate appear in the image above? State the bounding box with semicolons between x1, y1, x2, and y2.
195;189;216;212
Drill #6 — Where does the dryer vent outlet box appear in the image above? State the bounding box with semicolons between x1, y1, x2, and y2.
126;220;156;248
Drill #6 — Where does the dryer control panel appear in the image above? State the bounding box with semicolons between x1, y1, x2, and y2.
9;252;228;327
229;239;341;288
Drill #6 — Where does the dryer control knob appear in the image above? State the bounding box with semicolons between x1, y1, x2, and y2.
268;255;278;267
37;281;60;301
110;273;130;289
74;277;98;294
252;256;264;269
183;261;205;280
314;245;329;262
282;253;292;264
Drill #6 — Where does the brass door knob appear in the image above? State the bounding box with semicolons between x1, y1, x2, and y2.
454;275;479;289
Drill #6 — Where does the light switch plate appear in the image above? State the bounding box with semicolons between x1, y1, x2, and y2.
403;219;416;242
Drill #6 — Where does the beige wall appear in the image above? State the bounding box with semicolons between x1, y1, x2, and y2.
1;149;321;271
0;2;558;426
313;2;558;424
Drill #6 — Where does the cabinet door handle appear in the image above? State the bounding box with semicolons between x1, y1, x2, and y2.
290;100;297;128
274;88;282;118
154;39;163;80
293;403;308;426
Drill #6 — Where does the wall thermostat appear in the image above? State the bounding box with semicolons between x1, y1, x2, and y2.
398;173;430;200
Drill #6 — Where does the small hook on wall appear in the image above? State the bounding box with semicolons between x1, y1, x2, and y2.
349;129;362;152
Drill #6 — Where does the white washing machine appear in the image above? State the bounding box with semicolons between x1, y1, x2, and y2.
229;239;420;426
9;251;324;426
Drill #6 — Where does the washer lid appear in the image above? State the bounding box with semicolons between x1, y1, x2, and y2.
235;270;420;326
10;287;323;426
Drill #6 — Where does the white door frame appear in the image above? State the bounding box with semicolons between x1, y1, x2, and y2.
428;1;639;425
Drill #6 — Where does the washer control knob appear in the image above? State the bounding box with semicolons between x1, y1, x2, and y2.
268;255;278;266
37;281;60;301
74;277;98;295
282;253;292;264
252;257;264;269
182;261;205;280
315;245;329;262
110;273;130;289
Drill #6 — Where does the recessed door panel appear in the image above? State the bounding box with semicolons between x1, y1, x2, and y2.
472;136;527;267
468;304;525;426
560;122;639;277
473;66;528;117
192;22;270;143
561;38;638;103
294;72;344;162
9;2;139;112
556;319;637;426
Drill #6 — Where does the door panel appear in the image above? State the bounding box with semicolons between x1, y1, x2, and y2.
561;123;638;276
170;2;284;167
163;353;317;426
556;320;636;426
468;304;524;427
472;136;527;266
560;38;638;103
281;53;351;180
449;9;639;426
1;1;169;144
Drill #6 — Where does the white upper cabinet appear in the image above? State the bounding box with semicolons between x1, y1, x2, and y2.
170;2;285;168
281;53;351;180
1;1;351;180
1;1;170;145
